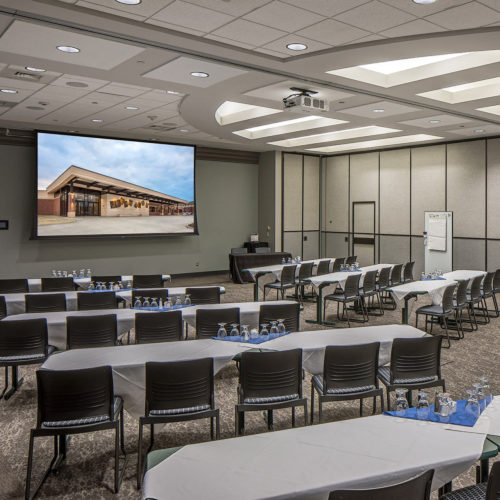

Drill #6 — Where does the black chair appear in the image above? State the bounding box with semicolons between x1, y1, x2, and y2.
0;296;6;319
230;247;247;254
345;256;357;266
263;265;297;300
259;302;300;332
376;266;391;308
329;469;434;500
132;274;163;289
66;314;118;349
41;277;77;292
378;336;445;410
478;271;496;322
294;261;314;303
137;358;219;488
467;275;488;329
195;308;240;339
311;343;383;423
359;270;382;319
77;291;119;310
403;261;415;283
489;268;500;317
132;289;168;305
385;264;403;309
0;278;29;293
91;275;122;283
255;247;271;254
316;259;331;276
441;460;500;500
0;318;54;400
25;293;67;313
332;258;345;273
26;366;126;498
135;311;183;344
451;280;474;337
235;349;307;435
323;273;362;327
186;287;221;305
415;284;456;348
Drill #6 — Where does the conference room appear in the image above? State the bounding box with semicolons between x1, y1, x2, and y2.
1;0;500;498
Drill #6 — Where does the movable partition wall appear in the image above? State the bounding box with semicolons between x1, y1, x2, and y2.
280;137;500;275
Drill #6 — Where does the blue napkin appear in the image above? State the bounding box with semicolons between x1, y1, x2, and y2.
420;277;446;281
384;398;487;427
212;331;292;344
131;304;192;311
83;288;134;292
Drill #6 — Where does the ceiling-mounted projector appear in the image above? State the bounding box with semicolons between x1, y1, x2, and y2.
283;87;329;113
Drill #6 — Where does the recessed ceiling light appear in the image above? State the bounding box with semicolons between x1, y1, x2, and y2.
286;43;307;51
115;0;141;4
179;129;189;133
124;106;139;110
413;0;437;4
68;130;77;133
0;89;17;94
429;119;441;124
91;119;104;123
25;66;46;72
474;129;485;133
372;109;385;113
190;71;209;78
167;90;181;95
57;45;80;53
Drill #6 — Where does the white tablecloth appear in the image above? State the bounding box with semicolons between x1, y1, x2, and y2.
143;413;488;500
442;270;486;282
390;279;457;305
182;300;297;330
27;274;171;293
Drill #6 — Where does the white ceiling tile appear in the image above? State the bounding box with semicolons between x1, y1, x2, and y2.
33;85;91;101
211;19;287;46
243;1;324;32
0;76;44;92
151;1;234;33
335;1;416;33
142;56;247;88
425;2;500;29
280;0;372;16
76;0;169;17
96;82;150;98
448;124;500;136
253;47;289;58
0;21;145;70
145;19;206;37
204;34;257;50
182;0;271;16
49;74;109;91
478;0;500;12
260;35;331;56
398;114;472;128
296;19;370;45
379;0;470;15
338;100;420;118
379;19;446;37
138;90;183;103
347;33;385;44
75;1;147;21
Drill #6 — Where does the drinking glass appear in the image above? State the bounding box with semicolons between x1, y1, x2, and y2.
79;269;85;278
277;319;286;334
174;296;182;306
480;377;492;405
394;388;409;417
465;389;481;419
62;270;67;277
217;323;227;338
269;321;279;337
250;328;259;340
296;256;301;263
127;281;132;289
87;269;92;277
165;298;172;309
184;294;191;306
89;281;95;290
260;324;269;336
241;325;249;341
421;272;426;280
473;382;486;412
134;296;142;308
416;391;430;421
230;324;239;336
150;297;158;308
108;282;114;290
281;257;286;264
52;270;57;277
439;399;451;423
143;297;151;308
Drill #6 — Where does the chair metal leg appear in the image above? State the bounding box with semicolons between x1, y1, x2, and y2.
291;407;296;428
4;366;24;400
215;412;221;440
114;422;120;493
137;421;144;489
310;384;315;424
359;398;363;417
267;409;274;431
0;366;8;399
318;398;323;423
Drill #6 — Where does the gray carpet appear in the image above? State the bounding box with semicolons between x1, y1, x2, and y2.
1;273;499;499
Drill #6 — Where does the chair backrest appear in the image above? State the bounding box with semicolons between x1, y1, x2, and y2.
145;358;214;414
378;267;391;289
91;275;122;283
483;271;495;295
344;274;361;299
390;336;442;383
132;274;163;289
362;270;377;293
135;310;183;344
455;280;469;307
0;318;48;358
132;289;168;303
0;278;29;293
322;343;380;395
469;275;483;300
332;258;345;273
486;461;500;500
36;366;114;427
255;247;271;254
195;307;240;339
25;293;67;313
280;265;297;285
403;261;415;282
0;296;6;320
298;262;314;281
329;469;434;500
345;256;357;265
66;314;118;349
41;277;76;292
186;287;221;305
441;285;456;312
239;349;302;401
316;260;331;276
259;303;300;332
390;264;403;286
77;291;118;311
493;269;500;292
231;247;248;254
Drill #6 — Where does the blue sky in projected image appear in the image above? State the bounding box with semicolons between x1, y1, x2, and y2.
38;133;194;201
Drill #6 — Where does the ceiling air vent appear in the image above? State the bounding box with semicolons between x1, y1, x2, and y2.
0;101;17;108
142;123;178;132
13;71;42;81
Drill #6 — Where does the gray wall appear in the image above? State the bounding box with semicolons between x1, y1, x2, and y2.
0;143;259;277
258;151;276;250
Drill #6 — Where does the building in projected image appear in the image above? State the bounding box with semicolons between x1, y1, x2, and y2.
38;165;192;217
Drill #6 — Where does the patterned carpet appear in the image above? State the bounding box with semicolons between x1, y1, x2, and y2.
1;272;499;499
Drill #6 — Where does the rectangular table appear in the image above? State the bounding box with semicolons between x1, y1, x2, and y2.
442;270;486;282
230;252;291;284
143;412;490;500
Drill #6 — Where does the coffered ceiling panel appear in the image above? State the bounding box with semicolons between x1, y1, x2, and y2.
398;114;472;128
338;100;421;118
425;2;500;29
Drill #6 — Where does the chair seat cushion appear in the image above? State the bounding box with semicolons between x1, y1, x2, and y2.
149;404;211;416
264;282;294;289
324;293;346;301
440;483;486;500
42;396;121;428
416;304;447;315
378;366;438;385
312;375;375;395
0;345;56;363
243;393;298;404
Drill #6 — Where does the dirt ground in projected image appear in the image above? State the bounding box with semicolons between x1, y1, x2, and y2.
37;215;194;235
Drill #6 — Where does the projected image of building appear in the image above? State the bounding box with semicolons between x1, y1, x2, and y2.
38;165;192;218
